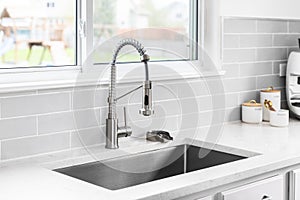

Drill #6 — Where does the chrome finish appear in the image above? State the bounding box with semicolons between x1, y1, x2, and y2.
117;107;132;138
105;118;118;149
106;39;153;149
139;81;153;116
55;145;247;190
115;85;143;102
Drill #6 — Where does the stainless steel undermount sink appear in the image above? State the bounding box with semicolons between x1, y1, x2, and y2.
54;145;247;190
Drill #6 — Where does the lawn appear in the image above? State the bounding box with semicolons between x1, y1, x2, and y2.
0;47;75;66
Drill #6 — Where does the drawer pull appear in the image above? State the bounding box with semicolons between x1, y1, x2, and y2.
262;195;272;200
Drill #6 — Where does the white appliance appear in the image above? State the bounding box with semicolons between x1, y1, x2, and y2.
286;52;300;119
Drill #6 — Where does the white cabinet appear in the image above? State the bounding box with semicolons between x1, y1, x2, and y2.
289;169;300;200
218;176;284;200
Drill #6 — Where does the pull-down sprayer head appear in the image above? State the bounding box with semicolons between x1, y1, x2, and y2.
140;53;153;117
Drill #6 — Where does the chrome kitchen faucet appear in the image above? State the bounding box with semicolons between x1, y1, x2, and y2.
105;39;153;149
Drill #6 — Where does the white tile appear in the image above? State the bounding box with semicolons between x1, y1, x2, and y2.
224;19;256;33
273;34;300;47
72;89;107;110
257;75;286;89
0;117;37;140
239;62;273;77
177;80;212;98
71;127;105;148
1;132;70;160
0;91;36;98
153;84;179;101
38;112;74;134
224;35;240;48
38;109;100;135
1;93;70;118
240;35;272;48
289;21;300;33
223;49;256;63
225;107;241;122
256;48;288;61
223;77;257;93
239;91;260;105
257;20;288;33
222;64;239;78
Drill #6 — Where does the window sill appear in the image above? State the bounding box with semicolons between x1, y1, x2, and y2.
0;62;225;94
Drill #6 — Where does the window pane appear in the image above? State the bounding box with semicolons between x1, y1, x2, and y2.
0;0;76;69
93;0;196;64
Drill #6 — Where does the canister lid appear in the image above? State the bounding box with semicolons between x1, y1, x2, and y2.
261;86;281;93
242;100;262;107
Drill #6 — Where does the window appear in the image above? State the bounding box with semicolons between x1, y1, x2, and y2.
92;0;198;64
0;0;200;70
0;0;77;69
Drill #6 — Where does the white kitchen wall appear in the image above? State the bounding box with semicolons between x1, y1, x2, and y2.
221;0;300;19
0;78;239;161
222;17;299;111
0;16;299;162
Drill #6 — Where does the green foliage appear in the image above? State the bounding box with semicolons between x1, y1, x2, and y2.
94;0;117;25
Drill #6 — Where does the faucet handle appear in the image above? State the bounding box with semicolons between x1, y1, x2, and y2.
123;107;128;127
117;106;132;138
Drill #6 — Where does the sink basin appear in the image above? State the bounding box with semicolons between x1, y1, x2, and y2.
54;145;247;190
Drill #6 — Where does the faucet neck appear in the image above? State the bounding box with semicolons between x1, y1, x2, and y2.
108;39;150;119
106;39;152;149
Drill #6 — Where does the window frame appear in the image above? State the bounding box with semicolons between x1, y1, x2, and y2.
0;0;81;74
0;0;224;93
0;0;202;73
88;0;201;69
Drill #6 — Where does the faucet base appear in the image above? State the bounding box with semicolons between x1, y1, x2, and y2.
105;118;119;149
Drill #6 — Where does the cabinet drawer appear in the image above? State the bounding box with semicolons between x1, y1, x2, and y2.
219;176;284;200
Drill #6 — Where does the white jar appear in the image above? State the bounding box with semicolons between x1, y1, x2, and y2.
260;87;281;121
242;100;263;124
270;110;289;127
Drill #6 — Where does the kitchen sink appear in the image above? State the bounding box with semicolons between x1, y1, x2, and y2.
54;145;247;190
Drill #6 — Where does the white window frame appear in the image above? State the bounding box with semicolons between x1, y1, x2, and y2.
0;0;223;93
87;0;201;70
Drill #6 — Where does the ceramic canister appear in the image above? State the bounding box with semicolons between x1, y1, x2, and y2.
260;87;281;121
270;109;289;127
242;100;263;124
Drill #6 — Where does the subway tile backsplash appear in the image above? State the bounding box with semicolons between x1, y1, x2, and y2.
0;17;297;161
222;18;297;89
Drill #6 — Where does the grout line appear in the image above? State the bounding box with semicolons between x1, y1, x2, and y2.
69;92;72;111
255;19;258;33
0;91;71;100
69;131;72;150
1;131;71;143
36;116;39;136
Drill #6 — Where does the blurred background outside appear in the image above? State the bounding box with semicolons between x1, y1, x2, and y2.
0;0;191;68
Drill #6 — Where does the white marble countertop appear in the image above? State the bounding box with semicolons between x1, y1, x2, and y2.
1;120;300;200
